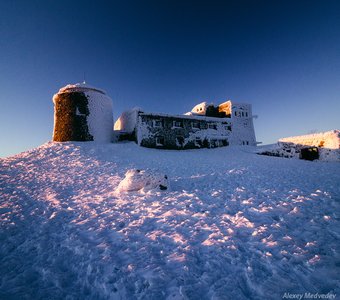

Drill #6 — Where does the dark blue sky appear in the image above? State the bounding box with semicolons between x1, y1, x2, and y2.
1;0;339;157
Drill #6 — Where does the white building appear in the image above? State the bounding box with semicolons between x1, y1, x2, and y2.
115;100;258;149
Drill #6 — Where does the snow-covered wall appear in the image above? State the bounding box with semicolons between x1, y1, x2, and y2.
279;130;340;149
115;100;257;149
53;83;113;143
114;108;141;133
85;89;113;143
279;130;340;161
136;113;232;149
229;102;257;146
258;130;340;161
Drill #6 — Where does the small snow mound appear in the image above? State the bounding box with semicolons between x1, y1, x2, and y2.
116;169;169;193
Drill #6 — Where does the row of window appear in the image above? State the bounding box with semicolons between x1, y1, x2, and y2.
155;136;228;147
234;111;249;118
148;120;231;131
157;136;186;146
242;141;250;145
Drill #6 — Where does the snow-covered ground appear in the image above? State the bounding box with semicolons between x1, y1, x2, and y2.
0;142;339;299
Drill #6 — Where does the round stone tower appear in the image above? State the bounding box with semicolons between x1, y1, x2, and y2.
52;83;113;142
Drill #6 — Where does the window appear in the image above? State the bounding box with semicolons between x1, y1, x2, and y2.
245;112;248;117
173;120;183;128
234;111;237;116
194;137;202;147
156;136;164;146
192;121;200;129
242;112;244;117
153;120;162;127
224;125;231;131
176;136;184;147
208;123;217;130
210;139;218;148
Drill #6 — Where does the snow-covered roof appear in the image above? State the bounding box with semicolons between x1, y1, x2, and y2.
191;102;213;115
139;111;231;122
57;82;106;95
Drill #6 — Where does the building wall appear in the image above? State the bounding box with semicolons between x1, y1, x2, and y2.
229;103;257;146
85;89;114;143
218;101;232;118
136;114;232;149
114;108;140;132
116;100;257;149
53;91;94;142
53;84;113;143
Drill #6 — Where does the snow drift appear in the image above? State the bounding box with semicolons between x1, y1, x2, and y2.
116;169;169;193
0;142;339;299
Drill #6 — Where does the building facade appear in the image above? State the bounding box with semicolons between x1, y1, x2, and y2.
115;100;257;149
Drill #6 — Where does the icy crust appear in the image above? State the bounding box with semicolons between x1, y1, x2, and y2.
1;142;340;299
84;90;113;143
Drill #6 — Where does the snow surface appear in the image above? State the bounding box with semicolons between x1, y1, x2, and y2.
1;142;340;299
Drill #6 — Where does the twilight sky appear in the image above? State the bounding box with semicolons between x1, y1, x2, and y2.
0;0;339;157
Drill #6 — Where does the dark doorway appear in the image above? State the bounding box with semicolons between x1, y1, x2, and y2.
300;147;319;161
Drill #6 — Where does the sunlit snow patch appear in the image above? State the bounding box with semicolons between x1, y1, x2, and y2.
116;169;169;193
